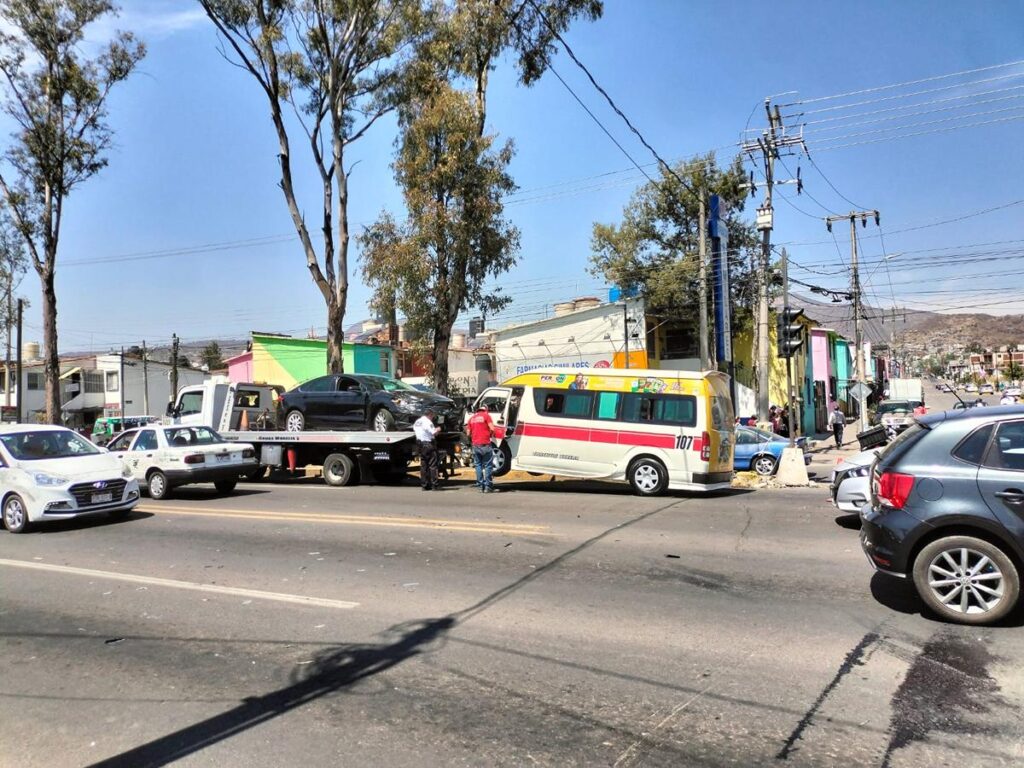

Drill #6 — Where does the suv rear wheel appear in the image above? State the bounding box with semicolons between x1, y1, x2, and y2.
912;535;1020;625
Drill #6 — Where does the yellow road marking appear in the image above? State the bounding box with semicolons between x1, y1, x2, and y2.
0;558;359;610
138;505;554;537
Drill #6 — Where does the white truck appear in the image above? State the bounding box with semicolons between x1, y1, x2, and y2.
166;379;438;487
887;378;924;407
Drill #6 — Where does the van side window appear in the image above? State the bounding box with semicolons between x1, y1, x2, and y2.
596;392;620;420
534;389;594;419
622;394;697;427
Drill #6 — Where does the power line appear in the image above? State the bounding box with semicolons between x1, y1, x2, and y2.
812;111;1024;152
781;59;1024;107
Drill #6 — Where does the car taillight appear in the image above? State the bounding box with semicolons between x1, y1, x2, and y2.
877;471;914;509
242;448;255;459
700;431;711;461
184;453;205;465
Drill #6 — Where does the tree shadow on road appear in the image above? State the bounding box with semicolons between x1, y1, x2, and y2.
87;499;683;767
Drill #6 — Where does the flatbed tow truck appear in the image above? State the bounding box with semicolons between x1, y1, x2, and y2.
168;379;461;487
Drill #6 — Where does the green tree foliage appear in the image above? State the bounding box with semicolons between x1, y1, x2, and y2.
1006;360;1023;385
200;0;424;376
201;341;225;371
360;84;519;395
589;155;759;328
0;0;144;424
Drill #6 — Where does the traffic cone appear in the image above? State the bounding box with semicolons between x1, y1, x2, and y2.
239;409;250;430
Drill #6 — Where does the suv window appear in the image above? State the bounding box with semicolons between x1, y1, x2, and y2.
985;421;1024;471
952;424;994;466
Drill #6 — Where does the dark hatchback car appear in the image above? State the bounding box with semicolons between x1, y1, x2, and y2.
861;406;1024;625
279;374;463;433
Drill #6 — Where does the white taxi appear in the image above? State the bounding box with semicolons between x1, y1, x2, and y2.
106;425;257;500
0;424;139;533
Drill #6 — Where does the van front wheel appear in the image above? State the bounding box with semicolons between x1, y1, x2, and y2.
629;458;667;497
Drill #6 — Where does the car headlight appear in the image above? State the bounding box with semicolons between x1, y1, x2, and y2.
32;472;67;487
394;399;420;412
122;464;134;479
848;466;871;478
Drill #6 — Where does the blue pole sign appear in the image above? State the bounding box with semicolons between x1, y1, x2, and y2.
709;194;731;366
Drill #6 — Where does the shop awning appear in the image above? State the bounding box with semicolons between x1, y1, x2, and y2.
61;392;106;412
59;366;82;381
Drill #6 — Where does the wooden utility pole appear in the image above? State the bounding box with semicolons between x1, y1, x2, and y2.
698;196;709;369
15;299;22;423
826;210;880;434
4;281;11;409
142;340;150;415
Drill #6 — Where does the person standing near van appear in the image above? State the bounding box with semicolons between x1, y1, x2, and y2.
466;403;497;493
413;408;441;490
828;402;845;448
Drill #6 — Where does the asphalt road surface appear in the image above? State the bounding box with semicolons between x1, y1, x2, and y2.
2;469;1023;767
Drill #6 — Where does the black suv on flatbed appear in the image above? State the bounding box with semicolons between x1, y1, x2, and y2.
862;405;1024;625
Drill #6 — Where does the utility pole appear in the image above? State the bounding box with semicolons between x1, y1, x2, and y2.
623;302;630;369
142;340;150;415
698;196;709;369
170;333;179;406
15;298;22;424
4;282;11;409
119;346;125;418
742;100;805;423
826;210;880;434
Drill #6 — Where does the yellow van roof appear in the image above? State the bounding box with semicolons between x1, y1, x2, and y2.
502;367;727;385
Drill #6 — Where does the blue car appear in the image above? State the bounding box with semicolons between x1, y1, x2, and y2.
733;426;810;476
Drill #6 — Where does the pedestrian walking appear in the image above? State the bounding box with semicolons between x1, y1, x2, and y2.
466;403;497;493
827;402;845;448
413;408;441;491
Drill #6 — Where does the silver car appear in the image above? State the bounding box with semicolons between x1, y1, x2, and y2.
830;449;880;513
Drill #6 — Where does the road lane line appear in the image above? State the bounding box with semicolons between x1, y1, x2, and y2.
0;558;359;610
138;506;554;536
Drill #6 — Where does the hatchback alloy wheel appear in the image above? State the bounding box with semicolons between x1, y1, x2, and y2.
3;495;27;533
926;546;1005;616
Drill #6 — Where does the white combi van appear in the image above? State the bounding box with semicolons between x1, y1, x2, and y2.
470;368;735;495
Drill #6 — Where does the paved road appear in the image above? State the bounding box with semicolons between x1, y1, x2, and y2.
2;474;1022;767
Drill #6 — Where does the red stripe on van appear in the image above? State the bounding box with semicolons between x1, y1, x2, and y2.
518;422;675;449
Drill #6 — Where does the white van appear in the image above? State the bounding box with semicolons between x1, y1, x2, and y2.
470;368;735;495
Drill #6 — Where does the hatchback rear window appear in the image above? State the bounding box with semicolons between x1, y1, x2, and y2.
952;425;994;466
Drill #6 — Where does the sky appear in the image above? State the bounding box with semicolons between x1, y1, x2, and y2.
5;0;1024;353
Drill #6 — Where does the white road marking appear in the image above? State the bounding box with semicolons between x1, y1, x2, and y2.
0;558;359;610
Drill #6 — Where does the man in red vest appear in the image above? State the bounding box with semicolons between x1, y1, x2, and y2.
466;404;498;493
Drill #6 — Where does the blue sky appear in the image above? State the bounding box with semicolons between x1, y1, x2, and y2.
8;0;1024;352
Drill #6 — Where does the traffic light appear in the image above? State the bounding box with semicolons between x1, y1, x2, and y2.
776;308;805;358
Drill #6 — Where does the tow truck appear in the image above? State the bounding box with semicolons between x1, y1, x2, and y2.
167;378;460;487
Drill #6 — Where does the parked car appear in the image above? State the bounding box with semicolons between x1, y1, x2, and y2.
861;406;1024;625
278;374;464;433
965;384;979;393
106;425;256;500
1005;387;1022;398
733;426;809;476
979;383;995;395
830;448;880;513
872;400;914;433
0;424;139;533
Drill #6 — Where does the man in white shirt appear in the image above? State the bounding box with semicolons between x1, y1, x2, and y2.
413;408;441;490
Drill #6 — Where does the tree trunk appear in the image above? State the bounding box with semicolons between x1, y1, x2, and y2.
326;297;344;374
41;269;60;424
432;324;451;397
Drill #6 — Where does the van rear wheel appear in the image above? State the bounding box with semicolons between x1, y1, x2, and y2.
628;458;667;497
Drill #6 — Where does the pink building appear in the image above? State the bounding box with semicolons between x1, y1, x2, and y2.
225;350;253;382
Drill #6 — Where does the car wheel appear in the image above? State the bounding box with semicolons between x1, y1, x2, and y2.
373;408;396;432
285;410;305;432
753;454;778;477
323;452;358;487
3;494;29;533
628;457;668;497
492;442;512;477
147;470;171;501
214;480;237;495
912;536;1020;625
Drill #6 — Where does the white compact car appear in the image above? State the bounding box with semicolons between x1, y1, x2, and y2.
106;425;256;500
0;424;140;533
829;448;880;514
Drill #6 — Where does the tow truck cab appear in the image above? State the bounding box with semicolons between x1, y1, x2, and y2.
168;378;283;432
